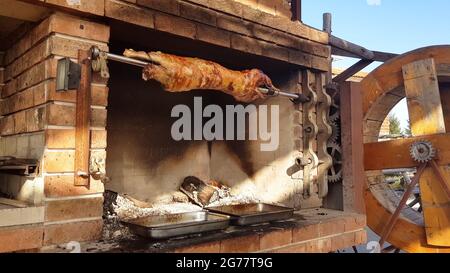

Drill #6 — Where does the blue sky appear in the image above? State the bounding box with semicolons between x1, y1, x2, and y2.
302;0;450;130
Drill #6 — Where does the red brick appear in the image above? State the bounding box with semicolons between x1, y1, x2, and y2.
105;0;154;29
137;0;180;14
11;40;48;78
196;24;231;48
26;106;46;132
292;224;319;243
288;49;312;68
208;0;244;18
45;197;104;222
49;35;109;59
179;1;217;26
47;81;108;107
45;129;107;149
0;225;43;253
2;79;17;98
91;108;107;127
46;104;107;128
13;111;27;134
259;229;292;250
271;242;306;253
344;214;366;232
44;175;105;198
317;238;332;253
154;13;196;39
91;85;109;106
231;34;264;55
47;104;76;127
45;0;105;16
216;14;252;36
354;230;367;245
261;41;289;62
43;150;75;173
16;59;56;92
0;98;9;116
175;242;221;253
43;219;103;246
319;218;346;237
0;115;15;136
220;235;260;253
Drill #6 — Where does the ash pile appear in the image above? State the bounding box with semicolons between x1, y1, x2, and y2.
102;176;259;241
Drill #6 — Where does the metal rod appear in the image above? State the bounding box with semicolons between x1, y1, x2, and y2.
258;87;302;100
92;47;149;67
106;52;149;67
91;47;305;102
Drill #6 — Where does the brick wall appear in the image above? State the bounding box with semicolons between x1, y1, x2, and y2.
0;12;110;249
235;0;292;18
37;0;329;72
39;0;292;19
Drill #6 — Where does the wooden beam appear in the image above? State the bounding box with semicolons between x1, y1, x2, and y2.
333;59;373;83
403;58;450;247
403;58;446;135
340;82;365;213
332;47;398;62
330;35;374;60
364;134;450;170
74;49;92;187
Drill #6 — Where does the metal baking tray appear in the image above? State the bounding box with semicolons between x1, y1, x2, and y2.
121;211;230;239
206;203;294;226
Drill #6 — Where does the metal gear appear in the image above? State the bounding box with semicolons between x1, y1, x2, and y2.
410;140;436;163
329;107;340;122
327;142;343;183
328;119;341;145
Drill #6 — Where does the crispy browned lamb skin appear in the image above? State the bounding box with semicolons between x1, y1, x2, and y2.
123;49;277;103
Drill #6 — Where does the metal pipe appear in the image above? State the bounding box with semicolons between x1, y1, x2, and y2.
91;46;306;102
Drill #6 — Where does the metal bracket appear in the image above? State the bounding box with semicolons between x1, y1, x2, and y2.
91;50;110;79
56;57;81;91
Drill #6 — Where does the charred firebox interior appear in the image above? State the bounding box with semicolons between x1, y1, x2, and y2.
105;21;323;220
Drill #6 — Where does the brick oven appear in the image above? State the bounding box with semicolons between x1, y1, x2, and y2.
0;0;366;253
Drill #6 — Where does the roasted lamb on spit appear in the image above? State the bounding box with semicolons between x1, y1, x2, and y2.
123;49;279;103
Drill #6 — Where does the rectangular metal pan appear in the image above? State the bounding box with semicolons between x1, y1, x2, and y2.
206;203;294;226
121;211;230;239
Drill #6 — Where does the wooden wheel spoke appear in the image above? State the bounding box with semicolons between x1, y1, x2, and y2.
364;133;450;171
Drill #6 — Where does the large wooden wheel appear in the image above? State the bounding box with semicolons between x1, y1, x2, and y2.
361;45;450;253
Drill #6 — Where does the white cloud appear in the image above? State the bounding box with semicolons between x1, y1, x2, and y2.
367;0;381;6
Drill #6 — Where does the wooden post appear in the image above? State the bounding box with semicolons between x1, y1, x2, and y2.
323;13;332;35
403;58;450;247
291;0;302;22
339;82;365;214
74;49;92;187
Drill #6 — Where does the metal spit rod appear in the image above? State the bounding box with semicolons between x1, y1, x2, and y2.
91;47;308;102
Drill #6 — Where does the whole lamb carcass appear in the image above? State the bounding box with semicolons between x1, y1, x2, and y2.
123;49;279;103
